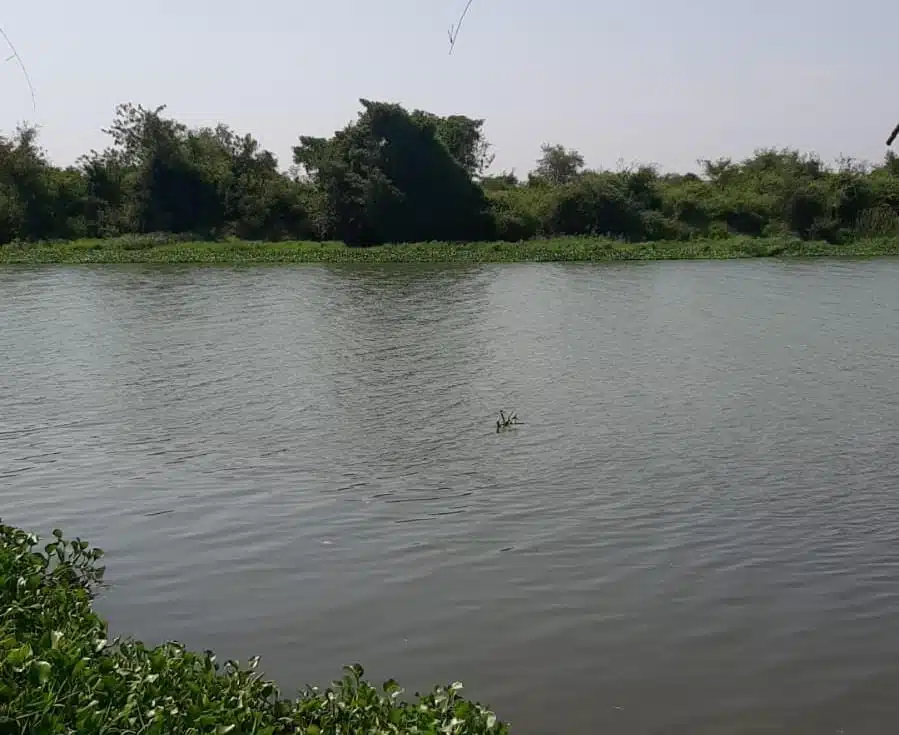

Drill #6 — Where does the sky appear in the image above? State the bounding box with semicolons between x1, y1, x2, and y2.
0;0;897;176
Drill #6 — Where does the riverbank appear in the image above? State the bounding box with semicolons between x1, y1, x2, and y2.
1;235;898;264
0;521;506;734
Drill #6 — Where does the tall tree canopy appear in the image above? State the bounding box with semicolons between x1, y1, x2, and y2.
294;99;492;245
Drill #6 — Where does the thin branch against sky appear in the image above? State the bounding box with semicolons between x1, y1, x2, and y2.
448;0;475;55
0;24;35;112
888;121;899;147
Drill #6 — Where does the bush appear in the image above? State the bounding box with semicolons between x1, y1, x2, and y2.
0;521;507;734
491;209;536;242
639;210;693;241
544;173;643;239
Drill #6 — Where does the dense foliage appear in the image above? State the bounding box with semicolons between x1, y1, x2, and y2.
2;99;899;246
0;521;507;734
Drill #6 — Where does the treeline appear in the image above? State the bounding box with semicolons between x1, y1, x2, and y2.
2;98;899;246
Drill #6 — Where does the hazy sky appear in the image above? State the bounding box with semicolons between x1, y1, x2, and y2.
0;0;896;176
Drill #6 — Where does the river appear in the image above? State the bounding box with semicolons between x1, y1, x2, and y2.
2;259;899;734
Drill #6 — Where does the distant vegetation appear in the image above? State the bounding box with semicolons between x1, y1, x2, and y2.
0;520;506;734
2;99;899;249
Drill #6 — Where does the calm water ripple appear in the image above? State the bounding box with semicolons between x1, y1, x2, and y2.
3;259;899;733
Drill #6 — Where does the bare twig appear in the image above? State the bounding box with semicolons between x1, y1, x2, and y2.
448;0;475;55
0;24;36;112
887;122;899;147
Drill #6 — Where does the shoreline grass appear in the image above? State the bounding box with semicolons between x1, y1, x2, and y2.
1;235;899;265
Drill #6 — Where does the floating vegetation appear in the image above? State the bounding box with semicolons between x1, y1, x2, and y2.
3;236;899;265
0;520;508;734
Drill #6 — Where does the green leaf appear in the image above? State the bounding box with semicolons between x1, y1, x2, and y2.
454;701;472;719
6;643;33;667
32;659;52;684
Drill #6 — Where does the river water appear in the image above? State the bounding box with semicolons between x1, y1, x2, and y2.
2;260;899;734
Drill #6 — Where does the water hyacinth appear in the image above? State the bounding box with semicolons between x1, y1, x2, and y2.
0;520;508;734
3;234;899;265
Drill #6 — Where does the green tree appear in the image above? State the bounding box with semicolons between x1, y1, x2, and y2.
80;104;313;240
412;112;495;178
79;148;137;236
87;103;224;235
0;125;86;243
531;143;585;186
294;99;492;245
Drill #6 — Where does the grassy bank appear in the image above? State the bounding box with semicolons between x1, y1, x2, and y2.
0;521;507;734
1;235;899;265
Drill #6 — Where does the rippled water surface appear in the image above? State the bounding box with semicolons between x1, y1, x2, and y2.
3;260;899;733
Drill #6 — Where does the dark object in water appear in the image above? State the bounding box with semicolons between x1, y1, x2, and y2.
496;410;522;432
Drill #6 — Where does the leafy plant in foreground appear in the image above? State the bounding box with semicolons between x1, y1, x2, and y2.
0;520;507;734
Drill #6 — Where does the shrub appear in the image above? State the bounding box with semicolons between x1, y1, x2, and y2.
544;173;643;239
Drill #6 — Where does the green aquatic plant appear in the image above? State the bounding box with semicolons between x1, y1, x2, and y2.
2;235;897;265
0;520;508;734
